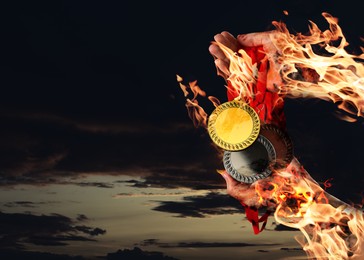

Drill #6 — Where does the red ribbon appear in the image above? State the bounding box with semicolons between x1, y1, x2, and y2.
226;46;286;129
227;45;284;234
241;202;271;234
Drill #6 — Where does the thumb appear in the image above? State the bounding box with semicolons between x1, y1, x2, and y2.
216;169;235;188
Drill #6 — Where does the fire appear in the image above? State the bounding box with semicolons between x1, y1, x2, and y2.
177;12;364;260
177;75;209;128
254;159;364;259
214;12;364;121
254;161;317;221
274;13;364;122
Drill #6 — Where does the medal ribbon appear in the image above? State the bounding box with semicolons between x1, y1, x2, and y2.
226;46;284;234
241;202;271;234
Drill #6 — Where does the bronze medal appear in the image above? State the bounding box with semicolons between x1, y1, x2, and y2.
259;124;294;169
223;124;294;183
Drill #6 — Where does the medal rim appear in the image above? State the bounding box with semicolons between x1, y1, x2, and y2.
207;100;260;151
260;124;294;167
223;135;276;183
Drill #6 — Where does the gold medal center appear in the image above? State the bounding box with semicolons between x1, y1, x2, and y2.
214;107;253;144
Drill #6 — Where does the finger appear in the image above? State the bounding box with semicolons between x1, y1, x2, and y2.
266;59;282;92
214;33;239;55
208;43;228;62
237;31;276;47
209;44;230;79
220;171;251;195
220;31;239;52
219;170;237;189
213;33;225;43
219;171;261;206
214;59;230;78
219;170;230;183
238;31;282;58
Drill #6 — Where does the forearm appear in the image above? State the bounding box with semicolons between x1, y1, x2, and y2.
272;158;363;259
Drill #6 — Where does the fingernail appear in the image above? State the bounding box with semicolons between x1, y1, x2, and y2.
216;169;225;175
216;170;228;181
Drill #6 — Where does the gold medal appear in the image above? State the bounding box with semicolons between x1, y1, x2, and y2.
207;100;260;151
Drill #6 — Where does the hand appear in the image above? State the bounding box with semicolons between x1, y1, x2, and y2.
208;31;240;79
209;30;284;92
219;170;277;211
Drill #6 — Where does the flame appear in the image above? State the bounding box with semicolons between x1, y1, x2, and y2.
247;18;364;259
323;177;334;190
180;13;364;124
254;159;364;259
213;42;258;103
272;12;364;121
177;75;221;128
177;12;364;259
210;13;364;122
177;75;209;128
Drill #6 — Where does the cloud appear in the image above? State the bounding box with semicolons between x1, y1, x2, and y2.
3;201;59;208
0;249;85;259
75;182;114;188
74;226;106;236
106;247;179;260
130;165;225;190
27;235;95;246
280;247;304;252
0;111;194;135
257;249;269;253
76;214;88;221
139;239;280;248
140;239;160;246
263;222;299;232
273;224;299;232
117;164;226;192
0;111;223;192
0;212;106;249
4;201;38;208
170;242;279;248
112;190;208;198
151;192;243;218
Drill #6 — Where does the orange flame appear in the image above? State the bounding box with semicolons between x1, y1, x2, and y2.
254;159;364;259
177;12;364;259
177;75;221;128
211;13;364;122
272;13;364;121
213;41;258;103
177;75;209;128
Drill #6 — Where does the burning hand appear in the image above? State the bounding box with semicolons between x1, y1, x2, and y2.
219;170;277;211
208;31;239;79
209;30;283;92
179;12;364;258
210;32;290;211
209;30;287;127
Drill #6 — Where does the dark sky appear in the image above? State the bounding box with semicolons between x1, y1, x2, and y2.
3;0;363;197
1;0;364;259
